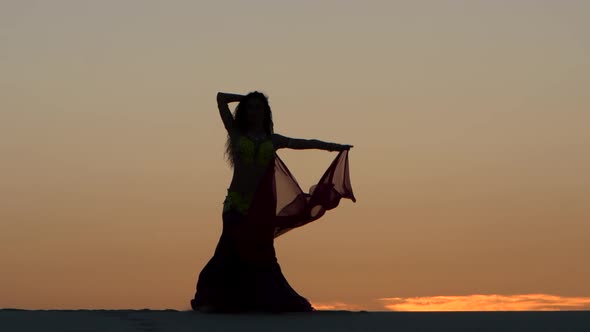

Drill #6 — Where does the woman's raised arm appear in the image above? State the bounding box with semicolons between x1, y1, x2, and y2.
273;133;353;151
217;92;243;131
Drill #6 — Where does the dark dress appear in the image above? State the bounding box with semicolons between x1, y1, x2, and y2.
190;150;356;313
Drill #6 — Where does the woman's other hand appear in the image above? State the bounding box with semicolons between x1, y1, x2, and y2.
331;143;353;151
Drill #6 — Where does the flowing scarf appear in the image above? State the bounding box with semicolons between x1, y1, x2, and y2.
243;150;356;238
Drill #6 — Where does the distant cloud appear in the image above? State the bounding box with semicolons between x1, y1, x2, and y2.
379;294;590;311
311;301;363;311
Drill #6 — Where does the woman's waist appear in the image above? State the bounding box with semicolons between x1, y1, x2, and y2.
224;170;272;213
225;188;254;200
223;188;254;214
227;174;263;194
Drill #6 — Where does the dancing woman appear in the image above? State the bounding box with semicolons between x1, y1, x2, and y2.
190;91;356;313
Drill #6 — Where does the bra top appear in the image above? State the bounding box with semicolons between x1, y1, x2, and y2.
235;135;274;166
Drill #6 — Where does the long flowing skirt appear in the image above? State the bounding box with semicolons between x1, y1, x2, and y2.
191;209;313;313
190;150;355;313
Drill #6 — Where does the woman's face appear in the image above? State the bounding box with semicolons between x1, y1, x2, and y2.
246;98;265;128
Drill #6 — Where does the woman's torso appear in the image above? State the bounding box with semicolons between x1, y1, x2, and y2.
225;133;275;213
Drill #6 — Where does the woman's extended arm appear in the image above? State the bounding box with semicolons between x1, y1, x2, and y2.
273;133;353;151
217;92;243;131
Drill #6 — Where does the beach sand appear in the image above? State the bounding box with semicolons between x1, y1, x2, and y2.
1;309;589;332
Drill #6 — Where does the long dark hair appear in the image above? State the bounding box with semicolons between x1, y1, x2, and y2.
224;91;274;168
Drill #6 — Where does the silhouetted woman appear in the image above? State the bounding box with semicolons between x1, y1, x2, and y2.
190;91;356;313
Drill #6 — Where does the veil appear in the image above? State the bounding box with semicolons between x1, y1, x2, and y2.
244;150;356;239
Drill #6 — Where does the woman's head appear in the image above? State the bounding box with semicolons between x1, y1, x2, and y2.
225;91;274;167
233;91;274;134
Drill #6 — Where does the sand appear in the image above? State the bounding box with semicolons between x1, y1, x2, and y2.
1;309;589;332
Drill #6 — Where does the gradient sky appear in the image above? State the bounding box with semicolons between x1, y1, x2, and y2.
1;0;589;311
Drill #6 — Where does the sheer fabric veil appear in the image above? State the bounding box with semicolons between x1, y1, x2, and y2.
245;150;356;240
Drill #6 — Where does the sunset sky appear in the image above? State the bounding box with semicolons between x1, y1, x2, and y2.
1;1;589;311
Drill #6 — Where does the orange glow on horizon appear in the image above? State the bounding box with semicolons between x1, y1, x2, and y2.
379;294;590;311
311;302;364;311
312;294;590;312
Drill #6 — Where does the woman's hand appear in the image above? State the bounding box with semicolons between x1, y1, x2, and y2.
330;143;353;151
